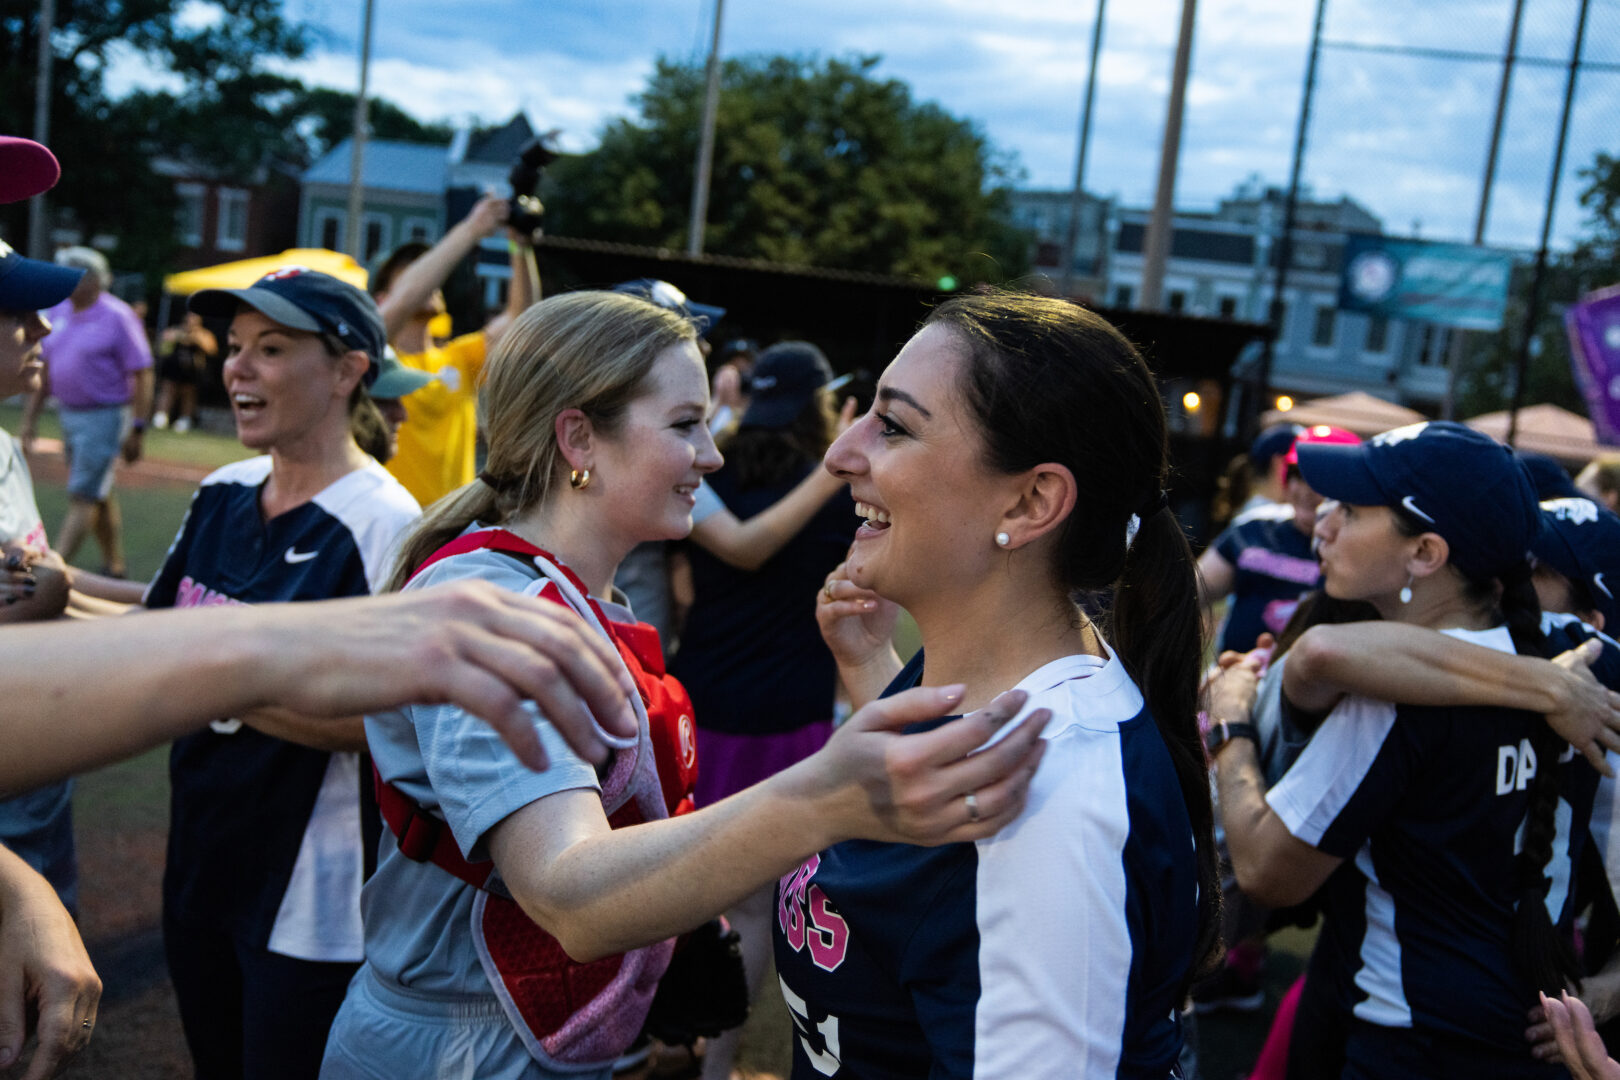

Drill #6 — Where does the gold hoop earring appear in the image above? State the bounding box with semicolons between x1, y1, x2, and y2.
569;468;591;491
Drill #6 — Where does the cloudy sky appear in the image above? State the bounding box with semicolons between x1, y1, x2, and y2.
139;0;1620;252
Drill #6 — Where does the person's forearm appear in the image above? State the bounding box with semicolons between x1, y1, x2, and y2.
509;239;540;315
1285;622;1569;716
66;568;146;605
692;469;842;571
500;763;849;962
0;610;274;793
130;368;154;419
240;709;368;752
1584;954;1620;1025
1211;738;1308;907
380;219;486;339
836;649;903;712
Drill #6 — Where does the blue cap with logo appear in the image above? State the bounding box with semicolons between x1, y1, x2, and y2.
1534;497;1620;629
612;278;726;333
740;341;836;429
1295;420;1543;583
0;238;86;312
189;268;386;385
1518;451;1583;501
1250;422;1304;468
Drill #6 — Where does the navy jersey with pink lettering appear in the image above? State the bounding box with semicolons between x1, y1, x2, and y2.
1211;506;1319;653
144;456;418;958
773;647;1197;1079
1267;624;1599;1065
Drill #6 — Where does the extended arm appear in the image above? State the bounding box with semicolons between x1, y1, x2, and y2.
489;687;1050;961
379;194;509;340
1208;660;1344;908
0;581;637;794
693;398;859;572
241;709;368;753
483;232;540;351
1284;623;1620;770
691;467;845;572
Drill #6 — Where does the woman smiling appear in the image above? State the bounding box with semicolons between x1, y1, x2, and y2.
146;269;420;1080
803;291;1222;1078
322;291;1048;1080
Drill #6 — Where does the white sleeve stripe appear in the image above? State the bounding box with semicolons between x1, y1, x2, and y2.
1266;697;1398;847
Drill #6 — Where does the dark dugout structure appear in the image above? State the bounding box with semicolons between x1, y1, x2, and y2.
473;235;1267;547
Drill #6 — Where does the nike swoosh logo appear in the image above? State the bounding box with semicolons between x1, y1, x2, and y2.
1595;573;1612;599
284;548;319;564
1400;495;1435;524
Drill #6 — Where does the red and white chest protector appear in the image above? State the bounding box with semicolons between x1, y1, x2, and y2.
375;530;698;1070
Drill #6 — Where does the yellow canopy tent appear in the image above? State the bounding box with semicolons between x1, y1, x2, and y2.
163;249;368;295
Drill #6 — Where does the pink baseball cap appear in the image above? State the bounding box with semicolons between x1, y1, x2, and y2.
0;136;62;204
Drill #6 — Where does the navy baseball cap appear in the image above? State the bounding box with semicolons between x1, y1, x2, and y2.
1250;423;1304;468
1295;420;1543;583
741;341;836;429
0;239;85;312
0;238;86;312
1518;451;1583;501
189;268;386;385
1534;497;1620;629
613;278;726;333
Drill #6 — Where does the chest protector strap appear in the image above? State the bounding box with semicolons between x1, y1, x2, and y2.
374;529;698;1070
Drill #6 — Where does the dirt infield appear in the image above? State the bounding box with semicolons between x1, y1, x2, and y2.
24;437;215;490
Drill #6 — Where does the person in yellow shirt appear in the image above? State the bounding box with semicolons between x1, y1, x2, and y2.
373;194;540;507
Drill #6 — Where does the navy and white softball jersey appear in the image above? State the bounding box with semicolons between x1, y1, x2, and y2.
1267;624;1599;1054
145;455;419;960
1210;505;1319;654
1544;613;1620;928
774;647;1198;1080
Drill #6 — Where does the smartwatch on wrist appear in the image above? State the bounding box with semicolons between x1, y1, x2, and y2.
1203;718;1261;758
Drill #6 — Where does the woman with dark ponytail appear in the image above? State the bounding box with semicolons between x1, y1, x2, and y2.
808;290;1219;1076
1208;420;1600;1079
324;291;1051;1080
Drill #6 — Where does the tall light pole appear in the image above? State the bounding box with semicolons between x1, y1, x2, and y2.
1058;0;1107;300
1254;0;1327;426
343;0;376;260
1508;0;1590;445
1443;0;1526;419
28;0;56;260
687;0;726;257
1138;0;1197;311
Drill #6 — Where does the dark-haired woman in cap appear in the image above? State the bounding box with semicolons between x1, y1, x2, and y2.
807;291;1221;1076
146;269;419;1080
666;340;859;1080
1209;421;1603;1078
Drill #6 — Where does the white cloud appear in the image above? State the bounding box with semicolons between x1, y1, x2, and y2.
104;0;1620;250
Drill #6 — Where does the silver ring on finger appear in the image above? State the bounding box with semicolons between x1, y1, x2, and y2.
964;791;981;823
82;1018;93;1030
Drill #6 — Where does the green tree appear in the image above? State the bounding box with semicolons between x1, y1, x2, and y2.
545;54;1030;284
0;0;311;272
1454;153;1620;417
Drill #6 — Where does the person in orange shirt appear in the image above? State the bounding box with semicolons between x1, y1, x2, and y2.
372;194;540;508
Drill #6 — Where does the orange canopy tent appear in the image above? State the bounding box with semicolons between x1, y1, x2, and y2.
1259;391;1427;437
1464;403;1620;466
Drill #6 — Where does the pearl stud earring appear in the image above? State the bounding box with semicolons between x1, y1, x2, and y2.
995;532;1010;548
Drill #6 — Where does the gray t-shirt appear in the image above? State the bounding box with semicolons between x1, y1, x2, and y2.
361;538;610;997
